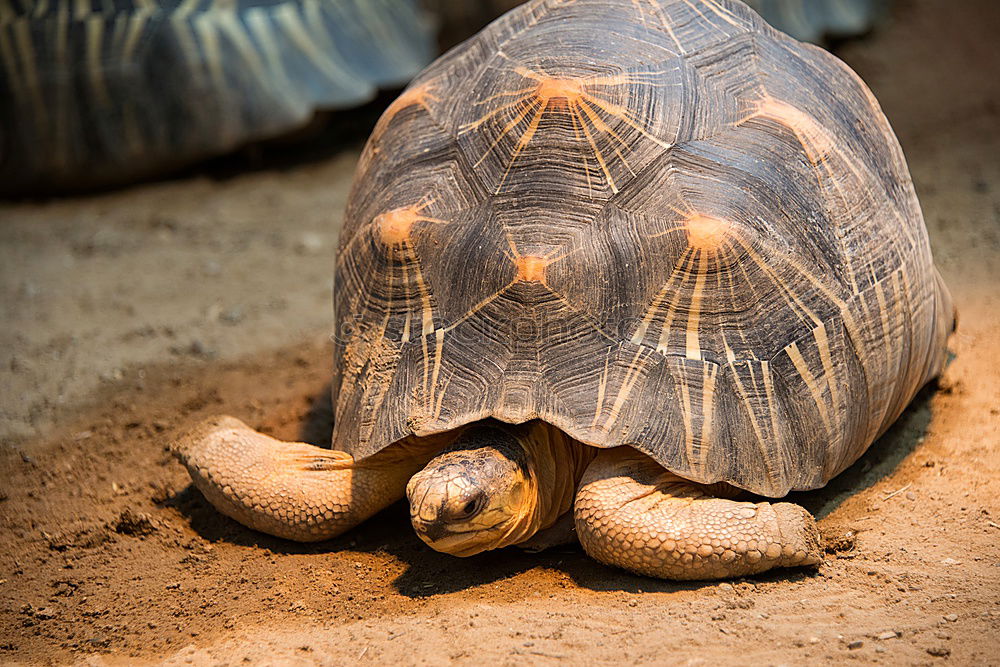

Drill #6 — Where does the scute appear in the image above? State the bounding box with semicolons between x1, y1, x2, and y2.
334;0;953;496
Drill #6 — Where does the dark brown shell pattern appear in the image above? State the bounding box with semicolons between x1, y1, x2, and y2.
333;0;953;496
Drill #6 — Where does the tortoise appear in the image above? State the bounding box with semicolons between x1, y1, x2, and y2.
0;0;434;195
176;0;954;580
745;0;887;43
429;0;888;47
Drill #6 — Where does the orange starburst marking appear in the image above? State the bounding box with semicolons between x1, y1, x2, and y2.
503;234;585;287
505;237;557;286
535;77;586;106
461;65;673;195
737;91;865;293
515;255;549;283
372;80;440;142
737;92;865;191
635;206;740;362
738;94;834;166
683;213;731;251
373;199;447;247
650;202;740;255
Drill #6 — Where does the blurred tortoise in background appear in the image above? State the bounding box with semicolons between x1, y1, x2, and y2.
430;0;888;48
177;0;953;581
744;0;886;43
0;0;434;195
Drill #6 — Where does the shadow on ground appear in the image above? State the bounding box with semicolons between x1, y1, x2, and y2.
793;383;937;519
167;376;942;598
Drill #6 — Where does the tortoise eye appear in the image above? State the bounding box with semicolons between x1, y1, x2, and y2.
457;495;485;519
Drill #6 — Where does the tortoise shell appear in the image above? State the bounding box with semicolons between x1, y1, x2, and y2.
0;0;433;194
333;0;953;496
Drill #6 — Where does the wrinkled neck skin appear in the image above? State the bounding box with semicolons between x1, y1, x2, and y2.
493;421;596;549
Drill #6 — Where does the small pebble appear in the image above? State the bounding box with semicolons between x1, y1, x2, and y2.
34;607;56;620
847;640;864;650
927;647;950;658
943;613;958;622
219;307;244;325
876;631;897;640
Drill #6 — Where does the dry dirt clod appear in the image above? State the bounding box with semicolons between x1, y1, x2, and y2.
113;509;157;536
822;528;857;554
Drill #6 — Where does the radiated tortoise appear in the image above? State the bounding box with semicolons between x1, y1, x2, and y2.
177;0;954;581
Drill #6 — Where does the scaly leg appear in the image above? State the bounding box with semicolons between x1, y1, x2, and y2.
174;416;439;542
574;448;822;580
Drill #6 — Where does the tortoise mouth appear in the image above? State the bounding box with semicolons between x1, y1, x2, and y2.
413;526;499;557
410;514;511;556
411;515;508;538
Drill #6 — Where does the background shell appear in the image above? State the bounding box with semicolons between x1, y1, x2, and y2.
334;0;953;496
0;0;434;194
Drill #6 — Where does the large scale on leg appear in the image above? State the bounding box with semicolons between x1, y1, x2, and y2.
177;0;953;581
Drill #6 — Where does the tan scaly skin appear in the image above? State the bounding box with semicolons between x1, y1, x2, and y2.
574;448;823;580
174;416;449;542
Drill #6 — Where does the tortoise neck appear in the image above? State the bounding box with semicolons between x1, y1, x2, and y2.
495;421;596;548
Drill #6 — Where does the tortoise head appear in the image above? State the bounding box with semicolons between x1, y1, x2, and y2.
406;424;537;557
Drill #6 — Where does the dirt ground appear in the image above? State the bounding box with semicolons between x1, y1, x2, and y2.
2;0;999;664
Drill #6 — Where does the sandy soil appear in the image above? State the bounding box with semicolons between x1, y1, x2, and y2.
2;0;999;664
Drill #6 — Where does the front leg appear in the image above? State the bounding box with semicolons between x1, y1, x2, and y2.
174;416;438;542
574;448;822;580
